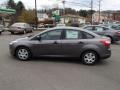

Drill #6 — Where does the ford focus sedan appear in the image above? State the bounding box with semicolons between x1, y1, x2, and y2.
9;27;111;65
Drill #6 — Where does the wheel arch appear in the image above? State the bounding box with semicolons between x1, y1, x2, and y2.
80;49;100;59
14;45;32;57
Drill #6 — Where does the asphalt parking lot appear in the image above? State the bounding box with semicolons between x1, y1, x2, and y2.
0;31;120;90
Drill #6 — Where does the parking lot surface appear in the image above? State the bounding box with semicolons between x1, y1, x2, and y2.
0;31;120;90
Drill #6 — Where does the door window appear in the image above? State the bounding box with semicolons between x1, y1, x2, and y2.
82;32;95;39
65;30;82;39
41;30;62;40
84;26;93;31
95;27;104;31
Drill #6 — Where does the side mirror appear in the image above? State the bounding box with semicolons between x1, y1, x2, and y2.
36;35;41;41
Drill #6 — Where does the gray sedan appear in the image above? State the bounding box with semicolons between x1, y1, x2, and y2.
9;27;111;65
83;25;120;43
8;23;33;34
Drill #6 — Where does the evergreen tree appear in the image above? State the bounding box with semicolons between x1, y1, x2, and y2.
7;0;16;9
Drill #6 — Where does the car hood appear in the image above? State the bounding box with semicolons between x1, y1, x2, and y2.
16;37;30;41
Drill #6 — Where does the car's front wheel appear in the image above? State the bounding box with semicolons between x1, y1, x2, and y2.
81;51;98;65
15;47;31;61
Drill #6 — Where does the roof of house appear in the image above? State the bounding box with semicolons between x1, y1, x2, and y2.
61;14;85;19
0;8;16;17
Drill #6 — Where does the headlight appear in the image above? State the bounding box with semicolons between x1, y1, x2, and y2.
9;41;18;45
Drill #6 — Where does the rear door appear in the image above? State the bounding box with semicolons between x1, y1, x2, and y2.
61;29;85;56
94;26;105;35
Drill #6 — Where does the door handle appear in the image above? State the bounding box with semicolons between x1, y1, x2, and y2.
53;41;58;44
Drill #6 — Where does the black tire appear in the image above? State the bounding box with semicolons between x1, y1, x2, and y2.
23;30;26;34
0;32;1;34
15;47;32;61
31;29;33;33
107;36;114;43
81;50;98;65
11;32;14;34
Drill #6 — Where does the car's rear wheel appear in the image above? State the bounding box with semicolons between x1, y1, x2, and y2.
0;32;1;34
107;36;114;43
81;51;98;65
16;47;31;61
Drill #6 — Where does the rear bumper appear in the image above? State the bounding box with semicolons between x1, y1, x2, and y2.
113;35;120;41
100;48;111;59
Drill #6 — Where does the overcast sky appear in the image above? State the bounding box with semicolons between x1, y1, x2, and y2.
0;0;120;10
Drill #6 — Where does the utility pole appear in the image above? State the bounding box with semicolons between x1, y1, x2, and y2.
98;0;102;24
91;0;93;25
35;0;38;29
62;0;65;24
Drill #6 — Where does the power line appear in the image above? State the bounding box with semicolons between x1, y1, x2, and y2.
65;1;91;8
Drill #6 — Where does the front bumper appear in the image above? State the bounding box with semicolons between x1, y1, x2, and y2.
9;44;16;56
8;29;24;33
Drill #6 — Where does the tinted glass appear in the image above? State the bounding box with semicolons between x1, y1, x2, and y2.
83;32;94;39
111;25;120;30
41;30;62;40
84;26;93;31
95;26;104;31
103;27;110;31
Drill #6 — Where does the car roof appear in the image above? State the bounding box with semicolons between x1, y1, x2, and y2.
32;26;100;38
83;25;112;29
84;25;104;27
12;22;28;25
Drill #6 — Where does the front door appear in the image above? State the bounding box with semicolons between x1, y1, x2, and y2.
31;30;63;56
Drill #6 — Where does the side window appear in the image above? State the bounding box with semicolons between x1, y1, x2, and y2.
84;26;93;31
82;32;94;39
41;30;62;40
103;27;110;31
111;25;120;30
95;27;103;31
65;30;82;39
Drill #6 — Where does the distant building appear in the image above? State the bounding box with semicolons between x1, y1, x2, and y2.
112;12;120;22
61;14;86;24
37;13;49;21
92;12;110;24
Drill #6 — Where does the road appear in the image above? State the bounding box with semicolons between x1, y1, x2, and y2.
0;31;120;90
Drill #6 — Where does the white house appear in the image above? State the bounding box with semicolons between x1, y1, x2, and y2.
92;12;110;23
61;14;86;24
37;13;49;21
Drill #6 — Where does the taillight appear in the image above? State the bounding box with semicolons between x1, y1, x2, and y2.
116;31;120;35
100;39;111;47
